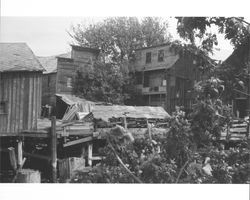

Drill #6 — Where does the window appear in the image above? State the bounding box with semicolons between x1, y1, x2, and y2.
146;52;151;64
67;77;73;88
158;50;164;62
0;101;7;114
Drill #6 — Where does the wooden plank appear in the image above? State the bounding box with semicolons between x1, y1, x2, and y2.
8;147;17;170
229;128;247;132
17;140;23;167
63;136;93;147
51;116;57;183
57;129;93;136
88;143;93;166
89;156;105;161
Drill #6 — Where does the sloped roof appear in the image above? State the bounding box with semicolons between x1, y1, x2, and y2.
0;43;44;72
93;105;170;121
38;52;71;74
56;93;94;106
56;94;170;121
223;40;249;67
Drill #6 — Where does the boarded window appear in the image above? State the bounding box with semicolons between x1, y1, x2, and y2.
146;52;151;64
158;50;164;62
67;77;73;88
0;101;7;114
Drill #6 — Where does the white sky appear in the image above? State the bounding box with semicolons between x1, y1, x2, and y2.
0;0;250;60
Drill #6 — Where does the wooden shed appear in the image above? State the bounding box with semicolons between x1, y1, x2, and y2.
0;43;44;135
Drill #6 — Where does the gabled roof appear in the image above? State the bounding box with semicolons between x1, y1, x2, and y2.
38;52;71;74
0;43;44;72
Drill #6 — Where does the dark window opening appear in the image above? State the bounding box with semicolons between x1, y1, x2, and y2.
0;101;7;114
135;72;143;84
146;52;151;64
144;73;150;87
158;50;164;62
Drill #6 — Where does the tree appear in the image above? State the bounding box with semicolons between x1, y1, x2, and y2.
69;17;171;64
175;17;250;103
176;17;250;51
73;61;134;104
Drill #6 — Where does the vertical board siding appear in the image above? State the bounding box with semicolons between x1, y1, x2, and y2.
0;72;42;135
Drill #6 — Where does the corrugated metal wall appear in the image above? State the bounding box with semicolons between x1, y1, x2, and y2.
0;72;42;134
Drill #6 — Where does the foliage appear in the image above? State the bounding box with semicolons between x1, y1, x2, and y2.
69;17;171;64
73;61;135;104
176;17;250;50
189;77;232;147
71;111;249;184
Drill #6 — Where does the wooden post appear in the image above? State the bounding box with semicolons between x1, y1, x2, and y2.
8;147;17;170
146;119;152;141
88;143;93;167
123;116;127;130
51;116;57;183
166;69;171;113
17;139;23;168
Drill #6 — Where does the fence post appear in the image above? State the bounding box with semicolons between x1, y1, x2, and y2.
51;116;57;183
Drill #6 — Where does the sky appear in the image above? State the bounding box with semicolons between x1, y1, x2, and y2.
0;16;234;60
0;0;249;60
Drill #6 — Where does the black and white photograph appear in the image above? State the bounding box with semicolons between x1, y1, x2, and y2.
0;0;249;199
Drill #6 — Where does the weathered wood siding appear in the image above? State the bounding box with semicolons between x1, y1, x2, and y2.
0;71;42;134
166;56;203;112
133;45;179;72
56;58;76;94
42;73;57;106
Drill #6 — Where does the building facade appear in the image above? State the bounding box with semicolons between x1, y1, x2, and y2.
130;43;203;113
38;45;100;115
0;43;44;134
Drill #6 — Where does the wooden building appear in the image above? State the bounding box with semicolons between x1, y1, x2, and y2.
223;40;250;118
38;45;100;116
0;43;44;134
130;43;204;113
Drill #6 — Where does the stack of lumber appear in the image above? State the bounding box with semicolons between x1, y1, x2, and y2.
220;119;249;141
62;105;80;122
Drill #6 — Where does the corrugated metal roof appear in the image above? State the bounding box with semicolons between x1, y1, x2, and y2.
38;52;71;74
0;43;44;72
92;105;170;121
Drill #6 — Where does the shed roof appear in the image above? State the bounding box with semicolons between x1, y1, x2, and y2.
56;94;170;122
56;93;94;106
0;43;44;72
38;52;71;74
92;105;170;121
